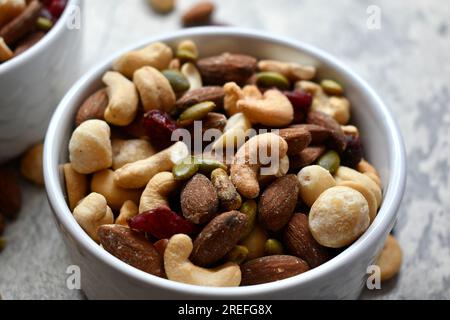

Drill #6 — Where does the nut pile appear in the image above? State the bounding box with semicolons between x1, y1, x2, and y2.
0;0;66;64
65;38;400;287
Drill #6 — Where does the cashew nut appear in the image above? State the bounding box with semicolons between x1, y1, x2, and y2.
164;234;241;287
357;159;382;188
258;60;316;81
73;193;114;243
112;139;156;170
139;171;180;213
63;163;89;211
223;82;262;117
112;42;173;78
115;200;138;226
296;81;350;125
20;143;44;186
259;155;290;186
181;62;202;91
0;0;25;28
102;71;139;126
238;89;294;127
341;125;359;138
231;133;288;199
133;66;176;114
69;119;112;174
334;166;382;208
114;141;189;189
212;112;252;151
91;169;142;211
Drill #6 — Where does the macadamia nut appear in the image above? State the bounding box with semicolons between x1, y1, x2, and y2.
112;139;156;170
297;165;336;207
69;120;112;174
309;186;370;248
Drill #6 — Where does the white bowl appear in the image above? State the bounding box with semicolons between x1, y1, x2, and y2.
44;27;406;300
0;0;82;163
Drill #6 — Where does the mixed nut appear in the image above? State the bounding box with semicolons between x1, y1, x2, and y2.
0;0;67;64
64;38;401;287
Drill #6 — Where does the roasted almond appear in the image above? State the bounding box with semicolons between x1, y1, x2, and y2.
181;173;219;224
75;89;109;126
283;213;329;268
191;211;248;267
0;165;22;219
175;86;225;111
290;124;331;144
258;175;299;232
279;127;312;156
98;224;165;277
181;1;214;27
289;146;326;170
241;255;309;286
197;53;257;86
306;111;347;152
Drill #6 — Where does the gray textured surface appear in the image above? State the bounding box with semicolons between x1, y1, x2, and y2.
1;0;450;300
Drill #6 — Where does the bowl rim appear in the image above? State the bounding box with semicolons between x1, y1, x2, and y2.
44;26;406;298
0;0;80;74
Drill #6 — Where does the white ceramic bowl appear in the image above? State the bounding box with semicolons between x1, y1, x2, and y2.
44;27;406;300
0;0;82;163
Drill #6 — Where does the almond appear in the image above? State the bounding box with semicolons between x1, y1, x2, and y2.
191;210;248;267
181;173;219;224
97;224;165;277
241;255;309;286
283;214;329;268
279;127;312;156
0;0;42;46
306;111;347;152
289;145;326;170
75;89;109;126
175;86;225;111
197;53;257;86
258;175;299;232
290;124;331;144
0;165;22;219
181;1;214;27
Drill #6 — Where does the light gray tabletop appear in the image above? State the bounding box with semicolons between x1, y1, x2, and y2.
1;0;449;300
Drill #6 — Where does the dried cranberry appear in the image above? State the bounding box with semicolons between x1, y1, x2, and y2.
48;0;67;19
128;206;197;240
284;91;313;124
341;135;363;168
142;110;179;150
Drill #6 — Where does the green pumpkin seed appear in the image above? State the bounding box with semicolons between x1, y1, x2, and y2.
239;200;258;240
176;40;199;61
320;79;344;96
172;156;199;180
317;150;341;173
178;101;216;122
264;239;285;256
197;157;227;174
36;17;53;31
225;245;249;264
255;71;291;90
162;69;190;93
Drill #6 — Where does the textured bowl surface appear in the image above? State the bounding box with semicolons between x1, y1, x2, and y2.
44;27;406;300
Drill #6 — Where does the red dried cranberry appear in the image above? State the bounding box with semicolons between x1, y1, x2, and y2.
142;110;179;150
128;206;197;240
48;0;67;19
341;135;364;168
284;91;313;124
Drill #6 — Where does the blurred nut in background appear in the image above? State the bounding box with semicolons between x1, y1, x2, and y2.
20;143;44;186
149;0;175;14
181;1;214;27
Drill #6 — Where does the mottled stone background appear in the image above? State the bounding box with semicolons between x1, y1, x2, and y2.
0;0;449;299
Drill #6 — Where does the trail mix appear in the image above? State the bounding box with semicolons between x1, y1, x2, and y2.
65;39;400;287
0;0;67;64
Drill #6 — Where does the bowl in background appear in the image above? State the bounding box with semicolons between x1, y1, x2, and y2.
44;27;406;300
0;0;82;163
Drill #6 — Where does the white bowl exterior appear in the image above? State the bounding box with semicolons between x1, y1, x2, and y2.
44;28;406;300
0;0;82;163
